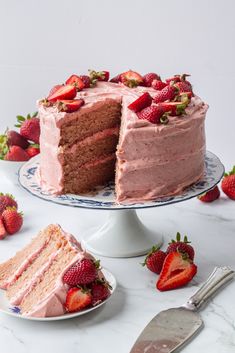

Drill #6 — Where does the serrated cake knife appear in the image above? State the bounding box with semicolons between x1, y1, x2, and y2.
130;266;234;353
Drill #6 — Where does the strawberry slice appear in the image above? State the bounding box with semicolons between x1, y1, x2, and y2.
128;92;153;113
65;75;85;91
159;95;189;116
156;252;197;291
57;99;84;113
48;85;64;97
120;70;143;88
65;287;92;313
47;85;77;102
198;185;220;202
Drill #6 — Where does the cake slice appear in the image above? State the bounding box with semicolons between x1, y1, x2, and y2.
0;225;110;317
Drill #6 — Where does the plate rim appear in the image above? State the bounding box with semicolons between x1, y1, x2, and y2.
0;268;117;321
18;150;224;210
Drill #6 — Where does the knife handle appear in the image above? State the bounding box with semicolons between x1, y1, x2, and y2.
186;266;235;311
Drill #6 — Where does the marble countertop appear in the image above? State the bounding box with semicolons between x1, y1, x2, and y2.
0;176;234;353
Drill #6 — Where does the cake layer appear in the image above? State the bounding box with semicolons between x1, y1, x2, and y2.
38;97;121;194
19;240;79;316
59;99;121;146
61;126;119;169
6;234;62;305
116;149;205;203
0;230;49;289
115;94;208;203
63;154;116;194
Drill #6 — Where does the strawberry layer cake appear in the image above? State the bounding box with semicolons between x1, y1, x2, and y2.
0;224;111;317
38;70;208;203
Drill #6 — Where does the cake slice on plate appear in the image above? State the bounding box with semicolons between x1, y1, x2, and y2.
0;224;111;317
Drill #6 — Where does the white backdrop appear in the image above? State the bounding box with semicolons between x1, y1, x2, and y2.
0;0;234;169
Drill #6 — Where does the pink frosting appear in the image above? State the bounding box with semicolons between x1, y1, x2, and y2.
37;82;208;202
20;225;100;318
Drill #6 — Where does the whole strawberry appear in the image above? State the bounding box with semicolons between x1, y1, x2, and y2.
0;216;7;240
137;105;169;125
4;145;30;161
198;185;220;202
89;70;110;82
153;85;178;104
26;144;40;158
166;232;195;260
143;73;161;87
0;193;18;215
152;79;167;91
2;207;23;235
110;74;121;83
221;166;235;200
90;280;111;306
142;246;167;274
15;112;40;144
63;258;99;286
80;75;91;88
6;130;29;149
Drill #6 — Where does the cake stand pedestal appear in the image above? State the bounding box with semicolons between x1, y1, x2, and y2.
19;151;224;258
82;209;162;257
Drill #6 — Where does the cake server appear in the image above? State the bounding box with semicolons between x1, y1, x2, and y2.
130;266;234;353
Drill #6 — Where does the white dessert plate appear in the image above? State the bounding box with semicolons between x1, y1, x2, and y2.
19;151;224;210
0;269;116;321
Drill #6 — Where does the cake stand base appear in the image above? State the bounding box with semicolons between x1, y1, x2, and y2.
82;210;163;258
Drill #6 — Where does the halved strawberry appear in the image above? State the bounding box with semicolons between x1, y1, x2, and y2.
47;85;77;102
198;185;220;202
128;92;153;113
65;287;92;313
156;252;197;291
48;85;64;97
57;99;84;113
65;75;85;91
159;94;189;116
120;70;143;88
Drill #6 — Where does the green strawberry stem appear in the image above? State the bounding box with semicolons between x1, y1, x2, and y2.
15;112;38;128
224;165;235;177
0;134;9;160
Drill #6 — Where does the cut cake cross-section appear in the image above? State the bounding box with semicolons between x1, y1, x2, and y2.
0;224;110;317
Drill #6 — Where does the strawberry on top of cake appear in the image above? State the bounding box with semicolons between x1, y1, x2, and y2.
37;70;208;203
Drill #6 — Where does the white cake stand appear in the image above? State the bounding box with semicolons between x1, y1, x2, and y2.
19;151;224;258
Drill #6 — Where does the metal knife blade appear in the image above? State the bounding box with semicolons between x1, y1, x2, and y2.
130;307;202;353
130;266;235;353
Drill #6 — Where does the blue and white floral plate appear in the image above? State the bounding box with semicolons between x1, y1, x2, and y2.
0;269;116;321
19;151;224;210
